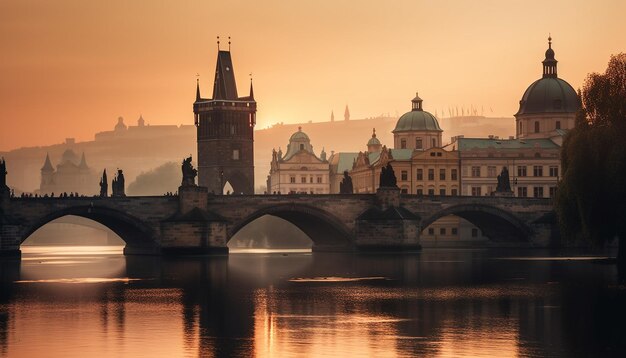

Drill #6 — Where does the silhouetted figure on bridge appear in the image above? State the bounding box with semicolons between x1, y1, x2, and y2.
181;156;198;187
379;163;398;188
111;169;126;197
0;157;8;193
99;169;108;197
339;171;354;194
494;166;513;195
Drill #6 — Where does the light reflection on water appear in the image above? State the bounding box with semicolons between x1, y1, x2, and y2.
0;246;624;357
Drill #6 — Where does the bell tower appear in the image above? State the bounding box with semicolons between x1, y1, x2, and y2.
193;40;256;194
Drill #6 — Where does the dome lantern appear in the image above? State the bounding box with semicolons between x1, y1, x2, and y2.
542;36;558;78
411;92;423;111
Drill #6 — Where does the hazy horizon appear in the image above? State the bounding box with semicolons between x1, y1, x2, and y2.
2;0;625;151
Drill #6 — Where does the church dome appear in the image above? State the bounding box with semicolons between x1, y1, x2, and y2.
367;136;381;146
367;128;381;146
393;93;442;133
516;77;579;115
61;149;78;164
516;37;580;116
289;127;310;141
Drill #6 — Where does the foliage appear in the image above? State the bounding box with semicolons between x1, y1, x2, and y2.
127;161;180;196
556;54;626;273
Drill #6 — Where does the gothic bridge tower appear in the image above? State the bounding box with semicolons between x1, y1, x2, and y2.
194;43;256;194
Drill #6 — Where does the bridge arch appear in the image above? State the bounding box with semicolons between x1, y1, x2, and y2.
421;203;532;242
228;204;354;251
21;205;158;251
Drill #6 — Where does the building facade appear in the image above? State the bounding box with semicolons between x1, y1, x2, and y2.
267;128;330;194
193;48;257;194
350;95;460;196
447;136;561;198
39;149;96;195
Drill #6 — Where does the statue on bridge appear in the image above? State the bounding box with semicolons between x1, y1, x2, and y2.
0;157;7;192
111;169;126;197
99;169;108;198
181;156;197;187
494;166;513;196
339;171;353;194
379;162;398;188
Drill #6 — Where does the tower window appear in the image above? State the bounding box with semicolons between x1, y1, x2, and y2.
416;138;423;149
431;138;437;147
534;121;540;133
299;144;304;150
556;121;561;130
401;139;406;149
232;149;240;160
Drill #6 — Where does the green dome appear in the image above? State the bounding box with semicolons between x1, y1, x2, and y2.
393;93;442;133
367;136;381;146
367;129;381;146
516;77;579;115
289;127;310;141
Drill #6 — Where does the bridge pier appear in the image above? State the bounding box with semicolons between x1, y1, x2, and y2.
159;185;229;255
353;188;422;252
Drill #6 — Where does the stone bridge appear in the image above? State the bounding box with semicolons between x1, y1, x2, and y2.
0;187;557;257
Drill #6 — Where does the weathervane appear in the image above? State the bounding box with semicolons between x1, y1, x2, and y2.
228;36;231;51
217;36;220;50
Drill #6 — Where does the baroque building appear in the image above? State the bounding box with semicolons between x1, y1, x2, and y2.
447;37;578;198
39;149;96;195
515;37;579;141
267;127;329;194
349;95;460;196
193;46;256;194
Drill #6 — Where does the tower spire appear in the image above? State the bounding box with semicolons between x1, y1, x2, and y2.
196;76;201;101
42;153;54;171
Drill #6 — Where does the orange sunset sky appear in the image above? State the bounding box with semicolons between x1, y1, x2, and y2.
1;0;625;151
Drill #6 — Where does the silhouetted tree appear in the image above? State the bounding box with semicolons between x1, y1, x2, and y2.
556;53;626;279
127;162;179;196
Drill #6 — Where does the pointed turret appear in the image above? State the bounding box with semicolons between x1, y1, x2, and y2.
331;111;335;122
79;152;89;170
344;105;350;121
249;79;254;99
196;78;201;101
41;153;54;172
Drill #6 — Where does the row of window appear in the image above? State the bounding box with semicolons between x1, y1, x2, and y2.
400;137;438;149
470;165;559;178
469;186;557;198
520;120;561;134
401;188;459;196
423;227;482;238
400;168;458;181
289;176;324;184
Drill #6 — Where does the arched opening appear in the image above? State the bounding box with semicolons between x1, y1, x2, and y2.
223;181;234;195
23;215;124;247
21;206;158;255
420;204;531;247
228;215;313;252
228;204;353;252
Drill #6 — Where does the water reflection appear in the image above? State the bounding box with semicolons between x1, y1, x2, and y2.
0;247;624;357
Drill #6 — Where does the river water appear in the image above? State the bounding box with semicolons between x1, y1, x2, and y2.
1;246;624;357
